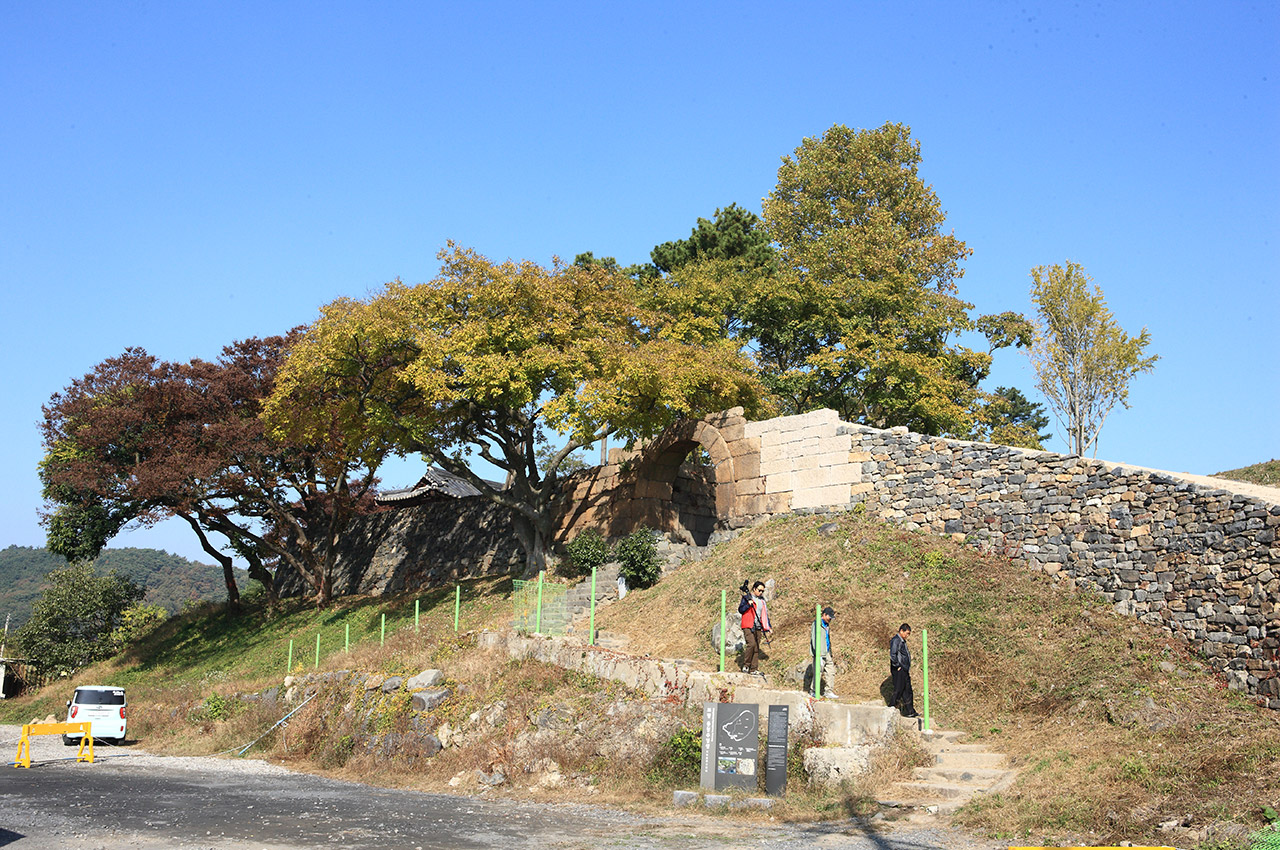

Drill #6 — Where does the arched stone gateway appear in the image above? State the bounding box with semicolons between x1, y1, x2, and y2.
553;407;760;546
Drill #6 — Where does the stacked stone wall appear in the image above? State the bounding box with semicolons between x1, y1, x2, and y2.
281;499;524;597
836;423;1280;704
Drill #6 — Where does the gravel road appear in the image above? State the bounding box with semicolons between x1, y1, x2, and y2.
0;726;1002;850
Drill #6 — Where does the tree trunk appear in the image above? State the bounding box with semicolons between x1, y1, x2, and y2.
177;512;240;610
315;571;332;609
512;513;549;578
242;552;278;608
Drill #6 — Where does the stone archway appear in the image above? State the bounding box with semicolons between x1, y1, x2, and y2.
631;419;738;545
552;407;759;547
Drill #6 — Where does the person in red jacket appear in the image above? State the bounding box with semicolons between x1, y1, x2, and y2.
738;580;772;676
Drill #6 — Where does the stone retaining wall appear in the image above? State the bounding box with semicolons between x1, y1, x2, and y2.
279;499;524;597
836;424;1280;705
476;630;897;746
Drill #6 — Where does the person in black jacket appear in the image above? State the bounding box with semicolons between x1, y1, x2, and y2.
889;623;918;717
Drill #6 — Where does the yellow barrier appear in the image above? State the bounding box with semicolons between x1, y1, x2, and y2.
13;721;93;768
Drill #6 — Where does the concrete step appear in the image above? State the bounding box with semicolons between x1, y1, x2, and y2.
593;630;630;650
911;765;1012;784
890;780;973;800
920;728;967;745
932;750;1007;769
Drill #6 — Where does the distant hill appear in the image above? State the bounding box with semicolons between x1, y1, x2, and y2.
0;546;233;627
1213;459;1279;489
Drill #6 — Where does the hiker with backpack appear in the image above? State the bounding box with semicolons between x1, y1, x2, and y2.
738;580;772;677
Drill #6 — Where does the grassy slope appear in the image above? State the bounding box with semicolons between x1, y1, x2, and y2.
1214;460;1280;489
3;514;1276;846
594;512;1280;844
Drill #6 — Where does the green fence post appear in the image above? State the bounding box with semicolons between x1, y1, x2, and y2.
535;571;544;634
287;639;293;675
813;603;821;699
588;566;597;646
380;613;386;647
922;628;930;732
314;632;320;669
345;622;350;654
719;590;726;673
415;599;420;633
454;584;460;632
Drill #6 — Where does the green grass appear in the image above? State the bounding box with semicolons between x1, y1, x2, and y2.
0;575;514;726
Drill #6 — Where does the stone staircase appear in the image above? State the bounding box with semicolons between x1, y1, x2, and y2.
881;722;1017;814
561;565;631;649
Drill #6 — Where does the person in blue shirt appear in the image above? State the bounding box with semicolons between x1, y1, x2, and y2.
810;606;837;699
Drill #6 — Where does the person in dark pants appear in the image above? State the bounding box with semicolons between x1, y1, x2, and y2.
889;623;918;717
739;581;772;676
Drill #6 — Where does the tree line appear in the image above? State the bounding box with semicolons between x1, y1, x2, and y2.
38;122;1155;611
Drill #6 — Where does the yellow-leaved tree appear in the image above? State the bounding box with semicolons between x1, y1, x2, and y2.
264;244;766;573
643;123;1034;438
1027;261;1158;456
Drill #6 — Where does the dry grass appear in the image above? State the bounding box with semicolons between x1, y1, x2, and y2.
594;512;1280;844
1214;459;1280;488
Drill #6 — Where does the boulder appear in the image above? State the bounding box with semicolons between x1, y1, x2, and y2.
411;688;451;712
407;669;444;690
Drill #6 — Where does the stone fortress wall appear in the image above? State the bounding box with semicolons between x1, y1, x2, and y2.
327;406;1278;705
557;407;1280;706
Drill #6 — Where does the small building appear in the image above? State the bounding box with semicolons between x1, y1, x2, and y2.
375;467;504;509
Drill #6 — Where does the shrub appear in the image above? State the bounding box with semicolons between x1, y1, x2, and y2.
647;727;702;786
563;529;611;579
616;528;661;589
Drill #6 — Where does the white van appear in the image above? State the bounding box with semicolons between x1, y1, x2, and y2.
63;685;127;744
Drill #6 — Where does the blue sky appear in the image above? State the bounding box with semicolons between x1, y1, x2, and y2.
2;1;1276;565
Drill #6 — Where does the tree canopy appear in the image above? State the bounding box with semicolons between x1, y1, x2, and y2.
265;243;766;571
649;203;777;274
968;386;1053;450
1027;261;1158;456
14;563;144;672
640;123;1032;437
38;335;382;607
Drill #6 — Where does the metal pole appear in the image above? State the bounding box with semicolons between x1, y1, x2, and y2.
314;632;320;669
922;628;930;732
588;567;597;646
813;604;821;699
535;571;544;634
454;585;460;632
415;599;420;633
287;639;293;675
380;613;386;646
344;623;350;654
718;590;726;672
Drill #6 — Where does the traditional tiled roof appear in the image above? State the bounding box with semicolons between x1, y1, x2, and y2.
375;467;501;505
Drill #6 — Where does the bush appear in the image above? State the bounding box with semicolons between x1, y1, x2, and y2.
562;529;611;579
647;727;702;786
616;528;661;589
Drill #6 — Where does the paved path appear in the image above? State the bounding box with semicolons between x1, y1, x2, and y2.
0;727;1001;850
